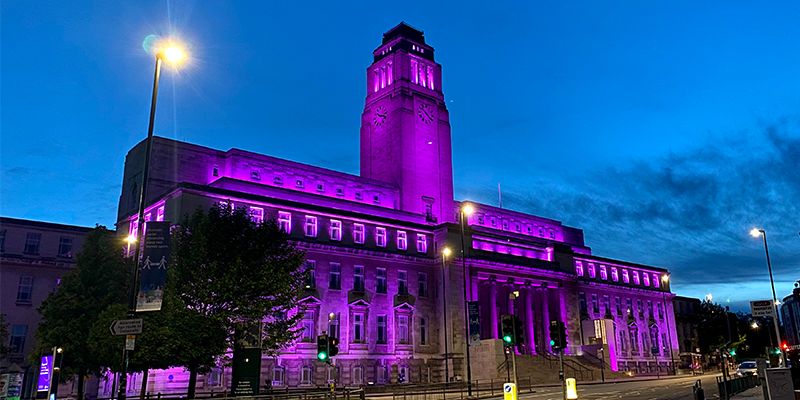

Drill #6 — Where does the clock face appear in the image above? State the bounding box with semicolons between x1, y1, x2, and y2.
417;103;434;124
372;106;387;126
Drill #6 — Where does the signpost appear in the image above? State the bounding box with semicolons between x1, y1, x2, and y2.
110;319;143;336
750;300;776;318
503;383;517;400
467;301;481;346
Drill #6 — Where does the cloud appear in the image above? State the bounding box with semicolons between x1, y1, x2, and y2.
471;119;800;299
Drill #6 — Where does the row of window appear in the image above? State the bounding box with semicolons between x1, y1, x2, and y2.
301;312;428;347
270;363;406;386
304;260;428;296
580;293;666;321
128;205;166;239
473;215;558;240
372;61;394;93
617;325;669;358
248;208;428;253
409;59;435;90
576;261;663;289
0;230;74;258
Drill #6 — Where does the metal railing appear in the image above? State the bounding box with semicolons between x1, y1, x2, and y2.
716;374;758;400
95;387;365;400
540;354;595;381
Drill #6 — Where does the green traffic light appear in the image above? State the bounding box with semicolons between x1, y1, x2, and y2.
317;352;328;361
503;335;512;343
550;339;556;346
729;349;736;356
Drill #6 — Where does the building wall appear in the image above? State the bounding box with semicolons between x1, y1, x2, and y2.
781;283;800;345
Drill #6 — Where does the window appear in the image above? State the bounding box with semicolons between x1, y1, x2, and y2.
397;231;408;250
16;276;33;304
611;267;619;282
657;303;664;319
376;268;387;293
420;318;428;345
353;223;365;244
353;265;365;292
378;366;389;384
502;221;509;230
274;176;283;185
515;223;521;232
398;271;408;295
329;220;342;241
643;273;650;287
377;315;387;344
301;315;315;342
353;313;365;342
301;366;312;384
416;234;427;253
212;166;219;177
599;265;608;280
626;299;633;316
647;301;654;318
653;274;661;288
0;229;5;252
329;263;341;290
591;293;599;314
296;179;304;188
632;271;641;285
355;191;363;200
417;273;428;297
249;207;264;224
156;205;165;222
316;183;325;192
336;187;344;196
549;229;556;239
637;300;644;317
23;232;41;255
575;261;584;276
629;327;640;353
398;315;410;344
58;237;73;258
375;227;387;247
251;170;261;180
353;366;364;385
373;194;380;204
622;269;630;283
304;260;316;289
579;292;587;316
9;325;27;354
304;216;318;237
615;297;622;316
588;263;596;278
272;366;285;386
328;314;340;339
278;211;291;233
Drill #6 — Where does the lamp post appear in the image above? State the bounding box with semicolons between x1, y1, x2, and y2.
442;246;452;384
117;38;188;400
661;274;676;375
459;203;474;395
749;228;787;367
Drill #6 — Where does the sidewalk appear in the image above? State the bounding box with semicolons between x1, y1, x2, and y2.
731;386;764;400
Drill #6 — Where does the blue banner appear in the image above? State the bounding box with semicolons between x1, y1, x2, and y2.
136;221;170;312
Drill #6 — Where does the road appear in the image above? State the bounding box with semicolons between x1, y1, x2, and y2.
516;374;721;400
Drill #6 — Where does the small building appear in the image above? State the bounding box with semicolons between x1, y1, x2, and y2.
781;281;800;346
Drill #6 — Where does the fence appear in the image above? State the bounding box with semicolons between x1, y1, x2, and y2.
716;374;759;400
95;387;366;400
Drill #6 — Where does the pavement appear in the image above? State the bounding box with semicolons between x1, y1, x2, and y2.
730;386;764;400
510;373;722;400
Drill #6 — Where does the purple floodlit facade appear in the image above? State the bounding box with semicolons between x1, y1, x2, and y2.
110;23;678;394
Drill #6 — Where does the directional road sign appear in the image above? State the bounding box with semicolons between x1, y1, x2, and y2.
110;319;143;336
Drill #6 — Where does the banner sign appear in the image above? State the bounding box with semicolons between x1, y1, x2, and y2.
136;221;170;312
36;355;53;392
750;300;775;318
468;301;481;346
231;323;262;396
5;372;22;400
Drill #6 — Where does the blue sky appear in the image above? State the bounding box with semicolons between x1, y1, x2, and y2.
2;1;799;311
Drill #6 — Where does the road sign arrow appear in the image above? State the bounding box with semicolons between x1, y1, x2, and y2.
110;318;143;336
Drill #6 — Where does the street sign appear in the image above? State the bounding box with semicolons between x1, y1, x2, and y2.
125;335;136;351
750;300;775;318
110;318;143;336
503;383;517;400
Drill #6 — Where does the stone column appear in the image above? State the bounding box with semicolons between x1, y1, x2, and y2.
540;287;551;353
489;282;498;339
525;287;536;355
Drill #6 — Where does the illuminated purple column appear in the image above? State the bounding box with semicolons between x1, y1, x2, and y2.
539;287;551;353
489;282;498;339
524;287;536;355
471;279;479;304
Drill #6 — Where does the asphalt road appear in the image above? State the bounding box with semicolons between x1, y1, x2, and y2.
516;374;722;400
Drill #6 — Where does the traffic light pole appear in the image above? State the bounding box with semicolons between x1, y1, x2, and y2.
509;292;519;387
559;350;566;400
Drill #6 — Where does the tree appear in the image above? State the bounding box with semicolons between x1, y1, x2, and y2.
35;226;128;400
170;205;308;397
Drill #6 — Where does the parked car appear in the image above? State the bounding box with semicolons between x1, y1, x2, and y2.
735;361;757;376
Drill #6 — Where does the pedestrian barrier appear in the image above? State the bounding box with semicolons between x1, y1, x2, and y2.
716;374;758;400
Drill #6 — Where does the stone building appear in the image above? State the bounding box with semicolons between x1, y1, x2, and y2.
111;23;678;394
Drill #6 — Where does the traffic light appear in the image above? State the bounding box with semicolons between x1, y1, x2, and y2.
781;341;789;352
549;320;567;351
317;334;329;361
328;336;339;357
728;348;736;357
501;315;515;346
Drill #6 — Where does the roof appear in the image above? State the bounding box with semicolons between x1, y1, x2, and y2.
0;216;98;233
382;22;425;45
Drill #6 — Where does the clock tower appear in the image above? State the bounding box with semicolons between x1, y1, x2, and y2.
360;23;455;223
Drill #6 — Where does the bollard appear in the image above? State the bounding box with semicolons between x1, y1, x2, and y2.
693;380;705;400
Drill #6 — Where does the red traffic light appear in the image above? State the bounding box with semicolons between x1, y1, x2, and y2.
781;341;789;350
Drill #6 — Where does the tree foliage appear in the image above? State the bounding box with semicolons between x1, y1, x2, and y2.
0;313;9;359
35;226;128;376
171;205;308;353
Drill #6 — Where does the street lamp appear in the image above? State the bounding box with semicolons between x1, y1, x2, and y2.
749;228;787;367
751;321;759;330
660;273;676;374
459;203;475;395
441;246;452;384
118;36;189;400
